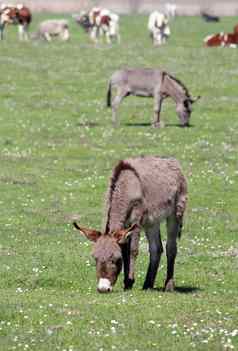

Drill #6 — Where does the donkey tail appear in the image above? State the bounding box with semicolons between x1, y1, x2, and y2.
107;80;112;107
176;176;188;238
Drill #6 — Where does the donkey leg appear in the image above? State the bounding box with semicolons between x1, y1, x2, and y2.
121;239;131;289
143;225;163;289
111;89;127;127
153;94;163;128
164;215;180;292
121;228;140;289
127;228;140;288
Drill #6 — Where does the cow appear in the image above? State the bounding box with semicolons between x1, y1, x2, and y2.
233;24;238;34
201;12;220;22
148;11;170;46
165;3;177;18
204;33;224;47
75;7;120;44
32;19;70;42
0;4;32;40
204;32;238;47
73;156;188;293
73;12;91;33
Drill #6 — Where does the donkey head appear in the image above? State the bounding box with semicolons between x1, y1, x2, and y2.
73;222;137;293
176;96;200;127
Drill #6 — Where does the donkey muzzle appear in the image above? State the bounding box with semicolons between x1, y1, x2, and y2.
97;278;112;293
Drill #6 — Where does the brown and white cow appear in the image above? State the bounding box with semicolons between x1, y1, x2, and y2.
204;28;238;48
0;4;32;40
76;7;120;44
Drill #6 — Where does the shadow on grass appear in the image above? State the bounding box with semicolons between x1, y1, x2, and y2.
151;286;201;294
75;122;195;129
125;122;153;127
76;122;99;127
174;286;201;294
125;122;195;128
165;123;195;128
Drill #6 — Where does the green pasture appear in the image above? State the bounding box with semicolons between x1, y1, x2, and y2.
0;14;238;351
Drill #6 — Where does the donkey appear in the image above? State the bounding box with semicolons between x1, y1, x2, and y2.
107;68;200;128
73;156;187;293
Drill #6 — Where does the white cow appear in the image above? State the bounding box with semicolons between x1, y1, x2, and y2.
165;3;177;18
32;19;70;42
148;11;170;46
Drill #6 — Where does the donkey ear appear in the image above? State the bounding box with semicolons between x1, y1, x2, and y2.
73;222;101;242
190;95;201;104
113;223;138;244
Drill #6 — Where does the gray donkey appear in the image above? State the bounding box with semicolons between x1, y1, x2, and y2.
107;68;200;127
73;156;187;293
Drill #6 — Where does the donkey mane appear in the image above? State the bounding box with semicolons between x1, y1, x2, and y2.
165;72;191;99
104;160;141;233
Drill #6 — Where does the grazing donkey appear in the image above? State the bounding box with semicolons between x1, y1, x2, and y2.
73;156;187;293
107;68;200;128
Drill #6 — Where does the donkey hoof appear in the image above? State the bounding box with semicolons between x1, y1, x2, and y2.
124;278;135;290
181;122;190;128
142;282;154;290
164;279;175;292
153;121;164;128
112;121;119;128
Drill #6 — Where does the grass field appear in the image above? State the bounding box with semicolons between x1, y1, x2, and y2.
0;14;238;351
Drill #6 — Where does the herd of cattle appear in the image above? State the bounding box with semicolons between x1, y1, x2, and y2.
0;3;174;45
1;3;238;47
0;3;70;41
